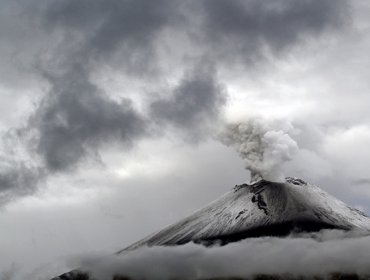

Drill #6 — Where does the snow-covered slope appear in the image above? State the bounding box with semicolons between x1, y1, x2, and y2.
118;177;370;253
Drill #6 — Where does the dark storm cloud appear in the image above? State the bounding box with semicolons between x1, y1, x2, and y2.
0;164;42;205
0;0;350;202
2;0;176;200
31;0;349;156
197;0;349;64
150;64;225;138
44;0;174;48
35;0;349;72
28;64;147;172
41;0;178;74
0;129;46;205
21;0;178;173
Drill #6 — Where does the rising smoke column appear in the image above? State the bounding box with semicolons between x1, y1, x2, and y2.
220;118;298;183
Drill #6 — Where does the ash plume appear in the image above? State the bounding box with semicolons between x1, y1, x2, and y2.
220;118;298;183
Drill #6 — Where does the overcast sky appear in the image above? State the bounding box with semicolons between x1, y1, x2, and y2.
1;0;370;278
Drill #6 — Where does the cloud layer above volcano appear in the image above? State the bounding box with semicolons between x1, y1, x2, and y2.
0;0;349;203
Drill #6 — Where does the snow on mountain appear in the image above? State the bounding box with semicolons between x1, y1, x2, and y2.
118;177;370;253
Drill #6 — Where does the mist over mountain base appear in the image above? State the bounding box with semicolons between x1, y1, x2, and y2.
47;229;370;280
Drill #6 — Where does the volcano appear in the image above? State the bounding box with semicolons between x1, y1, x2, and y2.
52;177;370;279
118;177;370;252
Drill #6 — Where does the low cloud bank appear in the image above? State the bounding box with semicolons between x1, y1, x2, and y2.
47;230;370;280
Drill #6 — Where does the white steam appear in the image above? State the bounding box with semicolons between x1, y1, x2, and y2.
220;118;298;183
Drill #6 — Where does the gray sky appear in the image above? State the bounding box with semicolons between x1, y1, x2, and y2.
1;0;370;278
